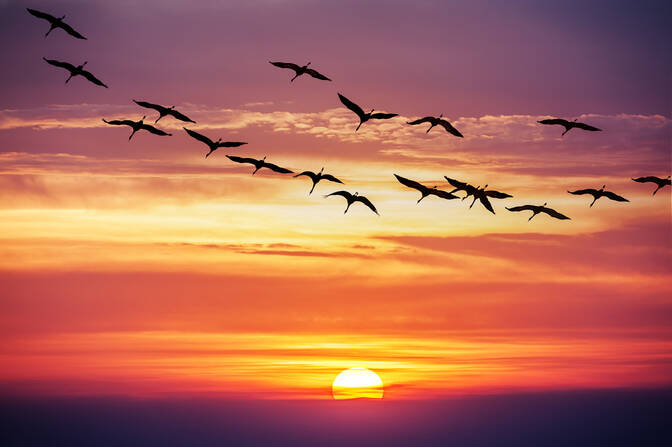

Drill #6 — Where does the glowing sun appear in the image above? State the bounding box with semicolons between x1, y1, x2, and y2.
332;367;384;400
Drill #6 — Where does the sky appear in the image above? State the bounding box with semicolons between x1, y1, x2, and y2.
1;0;671;418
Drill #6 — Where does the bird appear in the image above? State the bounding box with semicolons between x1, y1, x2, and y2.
325;191;379;215
632;176;671;196
225;155;293;175
27;8;86;39
133;100;196;124
184;128;247;158
394;174;458;203
406;114;463;137
102;116;172;140
294;168;343;194
444;177;476;197
42;58;107;88
537;118;601;136
338;93;398;131
506;203;570;221
465;185;513;214
268;61;331;82
567;185;629;207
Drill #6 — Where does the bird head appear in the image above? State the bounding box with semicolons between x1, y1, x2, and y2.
483;184;489;190
140;115;146;122
370;109;375;114
542;202;547;207
263;156;267;161
601;184;606;190
170;106;175;110
432;186;437;190
306;62;311;67
354;192;359;196
439;113;443;118
217;138;222;143
319;167;324;174
60;15;66;20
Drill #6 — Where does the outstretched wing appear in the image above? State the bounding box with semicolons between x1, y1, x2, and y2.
538;118;569;126
294;171;317;180
542;207;571;220
43;57;76;72
183;128;214;146
354;196;379;215
167;108;196;123
437;119;463;137
370;112;398;120
226;155;258;165
141;124;171;136
567;189;595;196
217;141;247;148
27;8;56;22
477;194;495;214
133;100;163;112
338;93;365;119
263;161;293;174
81;70;108;88
59;22;87;39
485;190;512;199
574;122;601;132
444;176;469;190
407;117;433;125
102;119;135;127
632;176;659;184
429;189;458;200
269;61;300;72
602;191;629;202
325;191;351;200
321;174;343;184
506;205;536;213
394;174;425;192
305;68;331;81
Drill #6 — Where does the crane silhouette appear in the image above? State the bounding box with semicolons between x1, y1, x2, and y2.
444;177;510;213
394;174;458;203
338;93;398;131
269;61;331;82
102;116;171;140
506;203;570;221
184;128;247;158
27;8;86;39
43;58;107;88
568;185;629;207
537;118;601;136
133;100;196;124
226;155;293;175
632;176;671;196
325;191;379;215
294;168;343;194
406;115;463;137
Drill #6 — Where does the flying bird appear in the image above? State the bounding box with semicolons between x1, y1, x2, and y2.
133;100;196;124
444;177;476;197
102;116;172;140
27;8;86;39
406;115;463;137
567;185;629;207
465;185;513;214
184;128;247;158
338;93;398;131
506;203;570;221
294;168;343;194
632;175;671;196
394;174;458;203
226;155;293;175
42;58;107;88
269;61;331;82
537;118;601;136
325;191;379;215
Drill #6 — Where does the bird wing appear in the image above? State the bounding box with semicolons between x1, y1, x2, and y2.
217;141;248;148
437;119;464;137
81;70;108;88
567;189;595;196
574;122;601;132
325;191;351;200
226;155;258;165
183;128;214;146
542;207;571;220
506;205;536;212
632;176;659;184
269;61;300;72
59;21;87;39
294;171;317;180
102;119;135;127
320;174;343;184
538;118;569;126
167;108;196;123
27;8;55;22
602;191;629;202
394;174;425;192
370;112;398;120
262;161;293;174
338;93;365;119
406;117;433;125
133;100;163;112
141;124;171;136
305;68;331;81
484;190;512;199
477;194;495;214
43;57;76;72
429;189;458;200
444;176;469;190
354;196;379;215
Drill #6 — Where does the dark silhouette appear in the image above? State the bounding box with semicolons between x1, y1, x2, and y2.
406;115;463;137
226;155;293;175
568;185;629;207
338;93;398;131
632;176;671;195
134;100;196;124
43;58;107;88
394;174;458;203
294;168;343;194
537;118;601;136
444;177;510;213
27;8;86;39
444;177;475;196
269;61;331;82
102;116;171;140
506;203;570;221
325;191;379;215
184;128;247;158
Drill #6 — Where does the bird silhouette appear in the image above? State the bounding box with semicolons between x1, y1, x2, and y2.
133;100;196;124
467;185;512;214
537;118;601;136
506;203;570;221
568;185;629;207
394;174;458;203
338;93;398;131
226;155;293;175
325;191;379;215
444;177;475;197
406;115;463;137
27;8;86;39
43;58;107;88
102;116;171;140
294;168;343;194
184;128;247;158
269;61;331;82
632;176;671;196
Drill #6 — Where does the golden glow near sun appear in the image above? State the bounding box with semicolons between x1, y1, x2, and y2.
332;367;384;400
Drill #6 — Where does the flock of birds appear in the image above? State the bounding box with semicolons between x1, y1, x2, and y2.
27;8;671;219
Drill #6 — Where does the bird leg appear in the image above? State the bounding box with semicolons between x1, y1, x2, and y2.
290;73;300;82
561;128;569;136
154;115;163;124
45;26;54;38
355;122;363;132
205;150;214;158
653;185;662;196
528;212;537;222
65;74;74;84
309;182;317;195
344;203;351;214
468;197;477;209
417;194;426;204
426;125;434;134
128;129;138;140
589;196;598;207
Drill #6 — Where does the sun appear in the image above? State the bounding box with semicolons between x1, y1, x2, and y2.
332;367;384;400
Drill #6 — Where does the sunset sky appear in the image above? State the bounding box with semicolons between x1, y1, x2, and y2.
1;0;671;421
